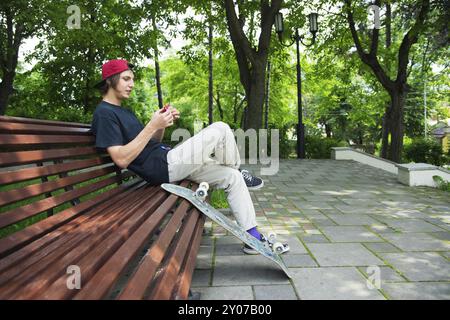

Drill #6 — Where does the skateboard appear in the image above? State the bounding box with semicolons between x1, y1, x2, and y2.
161;182;292;278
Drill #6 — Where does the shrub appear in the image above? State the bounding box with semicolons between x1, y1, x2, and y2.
305;136;348;159
433;176;450;192
403;138;449;166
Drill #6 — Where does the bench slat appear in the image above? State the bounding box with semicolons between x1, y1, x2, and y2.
0;177;145;259
148;208;201;300
173;214;206;300
37;186;166;300
0;156;111;185
0;146;98;167
72;182;190;300
37;188;168;300
0;115;205;300
117;197;192;299
0;171;134;229
0;164;117;207
0;122;91;135
0;134;95;146
0;115;91;128
0;185;157;299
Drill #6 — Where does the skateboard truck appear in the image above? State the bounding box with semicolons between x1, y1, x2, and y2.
266;231;290;254
194;182;209;201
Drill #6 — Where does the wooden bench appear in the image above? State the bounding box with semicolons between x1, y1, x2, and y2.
0;115;205;300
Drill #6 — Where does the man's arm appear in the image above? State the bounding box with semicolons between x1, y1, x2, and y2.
107;124;158;169
107;110;173;168
151;106;180;142
152;128;165;142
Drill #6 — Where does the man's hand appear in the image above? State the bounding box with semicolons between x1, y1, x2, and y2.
148;108;174;129
163;103;180;121
168;106;180;120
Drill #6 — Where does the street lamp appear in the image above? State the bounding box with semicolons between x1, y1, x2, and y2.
274;12;318;159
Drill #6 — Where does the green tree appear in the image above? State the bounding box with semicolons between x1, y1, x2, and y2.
0;0;51;115
223;0;282;130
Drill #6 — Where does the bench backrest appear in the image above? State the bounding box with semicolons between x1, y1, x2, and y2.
0;115;140;257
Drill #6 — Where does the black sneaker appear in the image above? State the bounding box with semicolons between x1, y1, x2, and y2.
240;169;264;190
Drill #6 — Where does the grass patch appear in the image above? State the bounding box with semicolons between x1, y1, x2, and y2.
433;176;450;192
210;189;229;209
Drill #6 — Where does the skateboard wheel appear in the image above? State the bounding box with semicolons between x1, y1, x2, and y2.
196;189;207;198
199;182;209;191
267;232;277;242
273;242;284;254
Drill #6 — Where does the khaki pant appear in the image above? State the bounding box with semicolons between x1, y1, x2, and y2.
166;121;257;230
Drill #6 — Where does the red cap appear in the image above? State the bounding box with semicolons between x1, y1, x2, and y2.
94;59;134;88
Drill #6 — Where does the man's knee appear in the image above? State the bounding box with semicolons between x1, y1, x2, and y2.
221;168;244;189
211;121;231;132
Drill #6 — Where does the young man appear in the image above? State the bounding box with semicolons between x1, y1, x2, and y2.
91;59;270;254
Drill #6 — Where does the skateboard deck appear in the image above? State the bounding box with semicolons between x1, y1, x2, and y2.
161;183;292;278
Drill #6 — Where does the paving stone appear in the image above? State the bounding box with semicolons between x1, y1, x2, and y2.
306;243;384;267
282;254;318;267
276;235;308;254
363;242;402;253
382;282;450;300
429;231;450;241
320;226;383;242
195;245;214;269
334;204;374;214
191;269;211;287
300;234;330;243
378;219;446;233
300;209;326;216
254;284;298;300
368;224;397;234
305;229;323;235
379;252;450;281
293;201;335;210
212;255;291;286
290;267;385;300
196;286;254;300
201;236;214;246
194;159;450;299
382;233;450;251
326;214;379;226
312;219;338;227
384;210;433;219
215;243;246;256
357;266;405;283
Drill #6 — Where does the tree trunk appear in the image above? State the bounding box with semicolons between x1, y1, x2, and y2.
0;71;15;115
245;66;266;129
215;89;224;120
345;0;430;163
324;123;332;138
0;9;22;115
223;0;282;130
208;19;213;124
380;2;392;158
389;88;407;163
151;14;163;109
83;46;95;115
264;59;271;129
380;105;391;159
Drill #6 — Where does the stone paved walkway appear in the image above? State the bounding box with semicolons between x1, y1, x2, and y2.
191;159;450;300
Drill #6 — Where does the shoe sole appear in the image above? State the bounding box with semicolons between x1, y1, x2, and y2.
242;247;260;255
247;180;264;191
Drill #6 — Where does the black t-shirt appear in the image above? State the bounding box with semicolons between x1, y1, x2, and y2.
91;101;170;185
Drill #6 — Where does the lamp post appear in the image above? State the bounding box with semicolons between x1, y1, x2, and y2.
274;12;318;159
